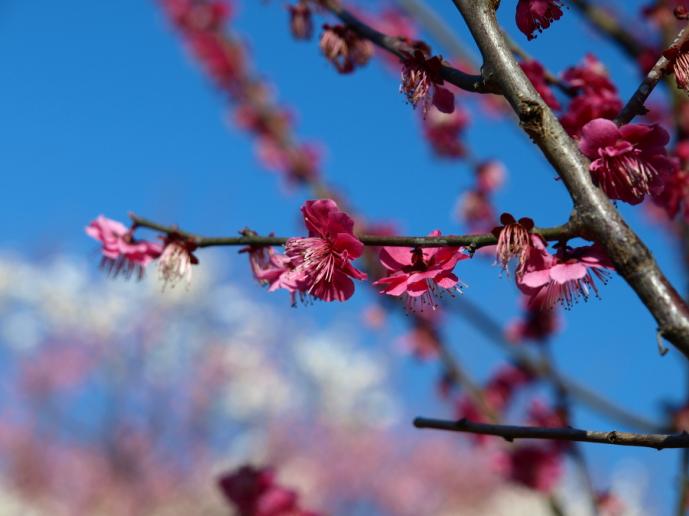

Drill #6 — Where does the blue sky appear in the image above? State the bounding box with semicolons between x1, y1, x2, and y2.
0;0;685;513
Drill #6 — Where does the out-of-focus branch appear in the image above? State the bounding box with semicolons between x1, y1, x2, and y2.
451;0;689;361
451;296;662;432
414;417;689;449
129;213;576;250
616;21;689;125
319;0;500;94
568;0;647;59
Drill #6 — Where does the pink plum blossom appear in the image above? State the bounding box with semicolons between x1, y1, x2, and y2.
422;104;470;158
665;40;689;92
506;296;561;344
86;216;162;279
157;235;199;290
320;24;374;74
496;445;563;492
244;244;306;306
400;50;455;114
579;118;676;205
285;199;367;302
288;1;313;40
492;213;535;275
373;231;468;310
517;240;614;309
515;0;564;40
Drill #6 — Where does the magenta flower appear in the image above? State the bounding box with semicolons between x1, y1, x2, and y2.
515;0;564;40
505;296;561;344
517;241;614;309
319;24;374;74
491;213;534;275
245;245;306;306
579;118;676;205
520;59;560;110
285;199;367;302
560;55;622;136
400;50;455;114
287;1;313;40
664;40;689;92
496;445;563;492
373;231;468;310
85;216;162;279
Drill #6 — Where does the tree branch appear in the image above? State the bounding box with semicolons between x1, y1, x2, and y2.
414;417;689;449
319;0;500;94
129;213;576;250
451;0;689;361
616;21;689;125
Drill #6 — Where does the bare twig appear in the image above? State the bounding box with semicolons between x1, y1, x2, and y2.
414;417;689;449
129;213;576;250
451;0;689;361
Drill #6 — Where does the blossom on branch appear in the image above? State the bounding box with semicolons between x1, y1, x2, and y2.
373;231;468;311
492;213;535;275
86;216;162;279
579;118;676;205
285;199;367;302
421;104;470;158
400;50;455;114
157;234;199;290
515;0;564;40
319;24;374;74
664;40;689;92
244;244;304;306
517;240;614;309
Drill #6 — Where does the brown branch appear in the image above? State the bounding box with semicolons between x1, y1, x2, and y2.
616;21;689;125
129;213;576;250
568;0;648;59
318;0;500;94
451;0;689;361
450;296;662;432
414;417;689;449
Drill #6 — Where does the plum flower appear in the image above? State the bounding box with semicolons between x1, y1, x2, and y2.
400;50;455;114
422;104;469;158
491;213;534;275
288;1;313;40
373;231;468;310
285;199;367;302
157;235;199;290
319;24;374;74
579;118;676;204
496;445;563;492
516;0;564;40
664;40;689;92
243;244;305;306
517;241;614;309
506;296;561;344
86;216;162;279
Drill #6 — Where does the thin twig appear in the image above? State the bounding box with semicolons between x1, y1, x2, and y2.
616;21;689;125
413;417;689;449
129;213;576;250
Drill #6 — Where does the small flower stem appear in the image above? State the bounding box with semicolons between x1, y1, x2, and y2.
413;417;689;449
129;213;577;249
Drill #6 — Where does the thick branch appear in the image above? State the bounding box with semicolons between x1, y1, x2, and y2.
129;214;575;250
319;0;499;94
616;22;689;125
451;0;689;360
414;417;689;449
